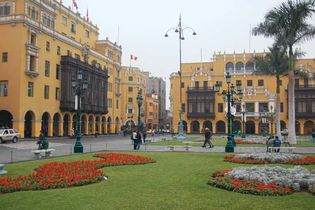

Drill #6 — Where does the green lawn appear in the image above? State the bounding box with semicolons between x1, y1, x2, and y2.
1;152;315;210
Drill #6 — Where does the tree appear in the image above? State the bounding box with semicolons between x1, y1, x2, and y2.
253;0;315;144
254;44;289;138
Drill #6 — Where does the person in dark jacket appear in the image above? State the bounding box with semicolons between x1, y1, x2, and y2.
135;130;142;150
273;136;281;152
202;128;214;148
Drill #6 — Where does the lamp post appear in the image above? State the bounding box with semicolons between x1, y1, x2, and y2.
215;72;243;152
165;15;196;140
241;104;247;138
136;88;143;131
72;70;88;153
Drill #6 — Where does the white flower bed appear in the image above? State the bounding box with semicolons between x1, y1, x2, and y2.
235;153;304;163
227;166;315;192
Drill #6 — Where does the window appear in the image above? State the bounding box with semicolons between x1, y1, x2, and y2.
2;52;8;63
29;55;36;72
203;81;208;88
55;88;61;100
128;108;133;114
27;6;38;20
304;78;309;87
56;64;61;80
116;100;119;109
195;81;199;88
45;61;50;77
259;103;268;112
280;103;284;112
28;82;34;97
128;98;133;103
107;98;112;108
295;79;300;87
0;81;8;96
46;41;50;51
129;76;133;81
62;16;67;25
236;80;242;87
245;62;254;73
218;103;223;113
246;103;255;112
57;46;61;55
225;62;234;73
298;101;306;112
235;62;244;73
181;82;185;88
0;3;11;16
44;85;49;99
258;80;264;86
247;80;253;87
128;87;133;92
71;22;76;33
30;33;36;45
216;81;223;87
42;14;55;29
85;30;90;38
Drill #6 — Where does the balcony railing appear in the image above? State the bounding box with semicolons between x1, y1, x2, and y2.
187;87;216;92
295;85;315;89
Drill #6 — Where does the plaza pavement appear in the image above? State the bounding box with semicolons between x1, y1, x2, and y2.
0;134;315;164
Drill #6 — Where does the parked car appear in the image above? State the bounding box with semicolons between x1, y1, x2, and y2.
0;129;20;143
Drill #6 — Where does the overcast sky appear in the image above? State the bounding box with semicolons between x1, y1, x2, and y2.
64;0;315;109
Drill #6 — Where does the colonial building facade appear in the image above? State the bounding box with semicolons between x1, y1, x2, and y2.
0;0;123;138
170;52;315;135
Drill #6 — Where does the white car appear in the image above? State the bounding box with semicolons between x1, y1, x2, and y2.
0;129;20;143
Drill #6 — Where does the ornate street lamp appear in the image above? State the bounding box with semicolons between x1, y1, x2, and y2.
136;88;143;131
165;15;196;140
240;104;247;138
215;72;243;152
72;70;88;153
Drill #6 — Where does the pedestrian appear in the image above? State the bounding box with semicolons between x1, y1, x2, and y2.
142;128;147;143
37;130;49;150
273;136;281;152
202;128;214;148
135;130;142;150
71;128;75;138
131;129;137;150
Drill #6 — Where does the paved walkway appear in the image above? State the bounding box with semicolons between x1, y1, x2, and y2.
0;134;314;164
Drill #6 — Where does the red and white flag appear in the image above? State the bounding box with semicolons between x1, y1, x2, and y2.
72;0;78;10
130;54;138;61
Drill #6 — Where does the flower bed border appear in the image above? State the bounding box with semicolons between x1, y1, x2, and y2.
208;170;292;196
224;155;315;165
0;153;155;194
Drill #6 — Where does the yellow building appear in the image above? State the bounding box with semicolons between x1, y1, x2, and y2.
170;52;315;135
0;0;122;138
119;66;148;132
145;93;159;131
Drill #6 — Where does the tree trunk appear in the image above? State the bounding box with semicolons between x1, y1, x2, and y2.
276;74;281;138
288;46;297;144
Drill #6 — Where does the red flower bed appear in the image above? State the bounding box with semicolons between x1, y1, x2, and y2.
235;139;259;144
225;155;315;165
0;153;155;193
208;169;292;196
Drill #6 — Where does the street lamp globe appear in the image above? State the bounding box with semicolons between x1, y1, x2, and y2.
225;72;231;84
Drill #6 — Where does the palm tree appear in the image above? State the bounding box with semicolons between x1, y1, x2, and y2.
253;0;315;144
254;44;289;138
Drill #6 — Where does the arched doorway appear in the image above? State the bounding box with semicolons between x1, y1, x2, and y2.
203;121;212;133
115;117;120;134
88;116;93;134
24;111;35;138
63;114;70;136
101;117;106;134
280;121;287;131
41;112;51;137
304;121;314;135
295;121;301;135
53;113;60;137
125;119;135;133
95;116;100;134
0;110;13;128
82;115;87;135
107;117;111;134
246;121;255;134
191;121;200;133
216;121;226;134
72;114;77;133
234;121;241;135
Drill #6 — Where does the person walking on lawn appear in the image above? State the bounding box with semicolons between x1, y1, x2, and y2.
202;128;214;148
